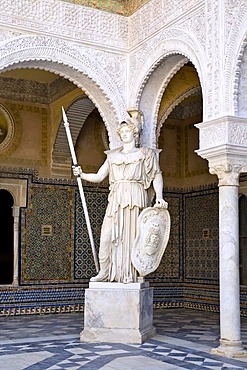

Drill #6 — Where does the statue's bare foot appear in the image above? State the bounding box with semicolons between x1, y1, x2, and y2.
90;272;108;282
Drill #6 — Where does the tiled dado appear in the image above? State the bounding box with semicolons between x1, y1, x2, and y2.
0;285;85;316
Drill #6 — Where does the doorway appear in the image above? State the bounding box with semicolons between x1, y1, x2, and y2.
0;189;14;284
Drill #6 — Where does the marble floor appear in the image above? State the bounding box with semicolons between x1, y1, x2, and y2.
0;308;247;369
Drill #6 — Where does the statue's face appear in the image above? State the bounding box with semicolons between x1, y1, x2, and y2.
119;124;135;143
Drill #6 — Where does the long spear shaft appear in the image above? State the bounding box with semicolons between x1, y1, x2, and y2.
62;106;99;273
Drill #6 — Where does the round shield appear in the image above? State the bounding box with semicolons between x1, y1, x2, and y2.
132;206;171;277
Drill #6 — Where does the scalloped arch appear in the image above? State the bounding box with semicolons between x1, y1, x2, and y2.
157;86;201;138
129;31;205;107
0;35;128;148
128;32;205;147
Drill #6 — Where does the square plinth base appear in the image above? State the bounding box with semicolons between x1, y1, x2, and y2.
80;282;156;344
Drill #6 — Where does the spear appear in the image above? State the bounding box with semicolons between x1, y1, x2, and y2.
62;106;99;273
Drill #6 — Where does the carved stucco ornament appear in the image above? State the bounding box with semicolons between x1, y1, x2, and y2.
0;104;15;152
132;206;171;277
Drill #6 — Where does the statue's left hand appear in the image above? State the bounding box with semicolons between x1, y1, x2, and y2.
155;198;168;208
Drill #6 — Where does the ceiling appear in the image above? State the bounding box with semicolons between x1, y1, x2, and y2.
62;0;150;16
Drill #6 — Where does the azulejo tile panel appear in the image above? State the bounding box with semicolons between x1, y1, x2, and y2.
74;188;108;279
184;189;219;282
22;186;72;283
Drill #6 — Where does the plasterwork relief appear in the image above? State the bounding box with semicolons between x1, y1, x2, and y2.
224;1;247;115
196;117;247;150
85;49;127;100
198;122;228;150
205;0;225;119
0;76;49;104
0;29;22;41
237;45;247;117
128;27;205;109
176;11;206;53
0;0;128;49
129;0;204;48
228;121;247;145
128;31;203;147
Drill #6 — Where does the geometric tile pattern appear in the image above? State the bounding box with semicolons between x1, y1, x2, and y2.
148;193;182;281
23;187;72;283
0;308;247;369
184;189;219;281
74;188;108;279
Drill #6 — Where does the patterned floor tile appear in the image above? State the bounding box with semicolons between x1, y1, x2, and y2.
0;309;247;369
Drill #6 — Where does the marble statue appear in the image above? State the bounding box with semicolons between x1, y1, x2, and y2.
73;114;168;283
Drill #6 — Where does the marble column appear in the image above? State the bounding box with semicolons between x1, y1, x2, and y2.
210;165;246;357
195;116;247;357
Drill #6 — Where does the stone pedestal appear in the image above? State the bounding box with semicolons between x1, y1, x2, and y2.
80;281;156;344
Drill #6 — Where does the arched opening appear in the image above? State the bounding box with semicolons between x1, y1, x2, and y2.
0;189;14;284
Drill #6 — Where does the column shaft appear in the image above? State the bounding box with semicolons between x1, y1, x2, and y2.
219;185;240;341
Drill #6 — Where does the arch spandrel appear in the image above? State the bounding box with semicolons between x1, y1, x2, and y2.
0;35;127;149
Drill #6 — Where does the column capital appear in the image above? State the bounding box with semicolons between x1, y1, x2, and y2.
195;116;247;184
209;163;242;186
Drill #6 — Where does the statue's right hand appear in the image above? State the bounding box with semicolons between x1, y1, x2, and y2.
72;165;82;177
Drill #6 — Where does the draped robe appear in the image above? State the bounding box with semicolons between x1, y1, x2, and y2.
99;146;161;283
